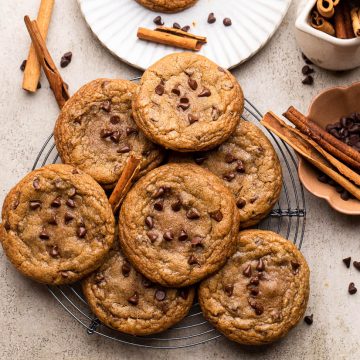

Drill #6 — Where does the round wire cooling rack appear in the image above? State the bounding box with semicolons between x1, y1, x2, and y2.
32;97;306;349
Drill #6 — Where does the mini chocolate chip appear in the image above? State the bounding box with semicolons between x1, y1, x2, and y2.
101;101;111;112
153;187;165;198
302;65;314;75
178;229;188;241
30;200;41;210
100;129;113;138
224;284;233;296
153;16;164;25
155;84;165;96
223;18;232;26
186;208;200;219
223;172;235;182
198;88;211;97
20;59;27;71
178;103;190;111
207;12;216;23
225;153;237;163
66;199;75;208
122;262;131;277
304;314;313;325
236;198;246;209
39;229;50;240
181;25;190;32
291;261;300;274
180;97;189;104
191;236;203;247
235;160;245;173
349;282;357;295
171;87;181;96
163;230;174;241
154;199;164;211
68;187;76;198
302;75;314;85
33;178;40;189
188;78;198;90
126;127;138;136
4;221;10;231
194;154;207;164
77;226;87;238
248;298;264;315
110;115;120;124
354;261;360;271
144;215;156;230
110;131;120;143
48;214;58;225
188;255;200;266
49;246;59;258
302;53;313;64
210;210;223;222
51;197;62;208
256;259;265;272
60;52;72;68
64;212;74;224
117;145;131;153
128;292;139;305
243;265;252;277
249;286;259;296
147;231;158;243
173;22;181;29
250;277;259;286
188;114;199;124
155;289;166;301
343;257;351;268
171;200;182;212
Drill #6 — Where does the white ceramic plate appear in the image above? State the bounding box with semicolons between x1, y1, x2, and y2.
78;0;292;70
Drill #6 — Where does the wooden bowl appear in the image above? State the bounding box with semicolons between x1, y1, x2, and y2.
298;82;360;215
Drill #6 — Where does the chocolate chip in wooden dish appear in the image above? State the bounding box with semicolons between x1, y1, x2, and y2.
343;257;351;268
60;52;72;68
304;314;313;325
20;60;27;71
178;229;188;241
29;200;42;210
354;261;360;271
153;16;164;26
348;282;357;295
128;292;139;305
186;208;200;219
155;289;166;301
207;13;216;24
223;18;232;27
147;231;158;243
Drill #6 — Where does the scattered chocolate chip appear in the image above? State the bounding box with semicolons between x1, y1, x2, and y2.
39;229;50;240
155;289;166;301
191;236;203;247
145;216;154;229
343;257;351;268
32;177;40;190
180;97;189;104
110;115;120;124
66;199;75;208
224;284;233;296
101;101;111;112
64;212;74;224
194;154;207;164
243;265;252;277
110;131;120;143
122;262;131;277
207;12;216;24
75;225;86;238
117;145;131;153
348;282;357;295
128;292;139;305
20;59;27;71
249;286;259;296
188;114;199;124
171;200;182;212
186;208;200;219
223;18;232;26
173;22;181;29
29;200;41;210
256;259;265;272
153;187;165;198
225;153;237;163
178;103;190;111
302;65;314;75
60;52;72;68
198;88;211;97
188;78;198;90
236;198;246;209
291;261;300;274
181;25;190;32
147;231;158;243
188;255;200;266
302;53;313;65
178;229;188;241
354;261;360;271
154;198;164;211
155;84;165;95
250;277;260;286
49;245;59;258
210;210;223;222
51;196;62;208
248;298;264;315
171;87;181;96
163;230;174;241
153;16;164;25
235;160;245;173
223;172;235;182
48;214;58;225
100;129;113;138
304;314;313;325
302;75;314;85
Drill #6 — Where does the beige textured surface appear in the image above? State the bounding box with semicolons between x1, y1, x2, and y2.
135;0;198;13
199;230;310;345
1;0;360;358
169;119;283;228
119;163;240;287
133;52;244;151
0;164;115;284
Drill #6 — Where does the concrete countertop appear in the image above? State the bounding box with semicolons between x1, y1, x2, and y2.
0;0;359;359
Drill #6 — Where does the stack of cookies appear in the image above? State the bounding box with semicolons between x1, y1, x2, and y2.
0;52;310;345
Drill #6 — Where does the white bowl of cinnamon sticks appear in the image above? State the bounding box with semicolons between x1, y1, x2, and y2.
295;0;360;70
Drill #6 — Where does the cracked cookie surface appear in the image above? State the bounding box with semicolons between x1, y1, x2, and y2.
119;163;240;287
0;164;115;285
135;0;198;12
54;79;163;189
170;120;282;228
82;244;194;335
199;230;310;345
132;53;244;152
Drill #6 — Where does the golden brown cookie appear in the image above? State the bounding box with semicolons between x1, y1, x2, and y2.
0;164;115;285
135;0;198;13
132;53;244;152
54;79;164;189
119;163;240;287
170;120;283;228
82;245;195;335
199;230;310;345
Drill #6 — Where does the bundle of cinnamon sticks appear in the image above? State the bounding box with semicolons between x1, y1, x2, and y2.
310;0;360;39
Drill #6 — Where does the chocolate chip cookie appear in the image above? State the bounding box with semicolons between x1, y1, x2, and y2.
82;245;195;335
199;230;310;345
135;0;198;13
132;53;244;152
54;79;164;189
119;163;240;287
0;164;115;285
170;119;282;228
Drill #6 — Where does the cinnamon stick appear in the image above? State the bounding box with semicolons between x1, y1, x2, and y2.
317;0;335;18
137;27;207;51
23;0;55;92
109;156;141;213
24;16;69;108
261;112;360;201
283;106;360;170
311;10;335;36
334;1;355;39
